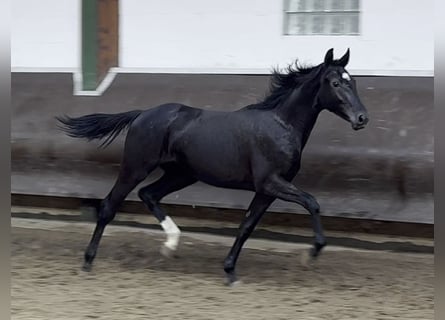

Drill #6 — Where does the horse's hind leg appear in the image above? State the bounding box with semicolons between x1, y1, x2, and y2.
82;165;149;271
138;165;197;257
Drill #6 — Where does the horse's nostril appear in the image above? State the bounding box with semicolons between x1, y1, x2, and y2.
358;114;366;124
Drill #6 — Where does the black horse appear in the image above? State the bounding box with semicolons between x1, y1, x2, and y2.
57;48;369;285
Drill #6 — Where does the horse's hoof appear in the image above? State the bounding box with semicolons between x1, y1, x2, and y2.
224;272;241;287
300;250;315;269
227;279;242;287
160;245;177;258
82;262;92;272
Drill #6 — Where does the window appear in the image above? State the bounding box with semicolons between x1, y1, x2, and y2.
284;0;360;35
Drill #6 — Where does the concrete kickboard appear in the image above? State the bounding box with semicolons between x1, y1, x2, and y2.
12;162;433;224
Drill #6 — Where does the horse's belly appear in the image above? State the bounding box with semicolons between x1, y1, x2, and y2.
174;143;253;189
197;174;254;190
197;167;254;190
188;154;253;187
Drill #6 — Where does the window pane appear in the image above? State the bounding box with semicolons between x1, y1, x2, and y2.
287;0;300;11
330;14;345;34
286;14;310;34
349;0;360;10
348;13;360;33
331;0;345;11
312;15;325;34
297;15;308;33
286;14;298;33
298;0;307;11
313;0;326;11
325;0;334;11
287;0;309;11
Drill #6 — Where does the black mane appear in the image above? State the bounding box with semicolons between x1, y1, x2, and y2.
247;61;322;110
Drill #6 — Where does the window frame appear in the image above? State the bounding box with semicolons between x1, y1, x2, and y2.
282;0;362;36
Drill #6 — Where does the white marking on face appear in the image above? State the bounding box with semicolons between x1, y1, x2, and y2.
160;216;181;251
342;72;351;81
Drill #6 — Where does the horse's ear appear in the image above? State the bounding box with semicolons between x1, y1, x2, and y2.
324;48;334;65
337;48;350;67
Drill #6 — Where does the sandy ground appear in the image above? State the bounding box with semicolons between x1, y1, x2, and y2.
11;219;433;320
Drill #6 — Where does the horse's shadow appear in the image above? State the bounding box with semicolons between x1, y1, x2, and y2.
94;234;349;287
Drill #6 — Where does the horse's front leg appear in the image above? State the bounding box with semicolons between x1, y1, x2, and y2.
262;175;327;261
223;193;275;285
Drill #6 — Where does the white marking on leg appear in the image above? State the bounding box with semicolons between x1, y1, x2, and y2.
160;216;181;251
300;250;311;269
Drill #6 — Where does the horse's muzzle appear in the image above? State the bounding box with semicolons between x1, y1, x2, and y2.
352;113;368;130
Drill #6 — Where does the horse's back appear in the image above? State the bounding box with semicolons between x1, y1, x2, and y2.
129;103;200;133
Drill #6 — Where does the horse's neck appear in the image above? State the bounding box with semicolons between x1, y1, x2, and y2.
275;82;322;149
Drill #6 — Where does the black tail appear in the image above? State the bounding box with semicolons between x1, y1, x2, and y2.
56;110;142;148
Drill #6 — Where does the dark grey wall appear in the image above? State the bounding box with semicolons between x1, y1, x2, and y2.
11;73;434;223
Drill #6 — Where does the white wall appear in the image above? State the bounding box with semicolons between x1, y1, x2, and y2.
11;0;80;71
11;0;434;76
119;0;434;76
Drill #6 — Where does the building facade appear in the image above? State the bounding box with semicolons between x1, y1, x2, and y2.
12;0;434;94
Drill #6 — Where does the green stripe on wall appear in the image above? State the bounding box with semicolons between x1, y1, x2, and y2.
82;0;97;91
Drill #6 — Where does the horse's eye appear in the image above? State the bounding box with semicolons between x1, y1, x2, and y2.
332;81;340;87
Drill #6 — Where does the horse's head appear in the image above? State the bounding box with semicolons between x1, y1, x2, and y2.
317;48;369;131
